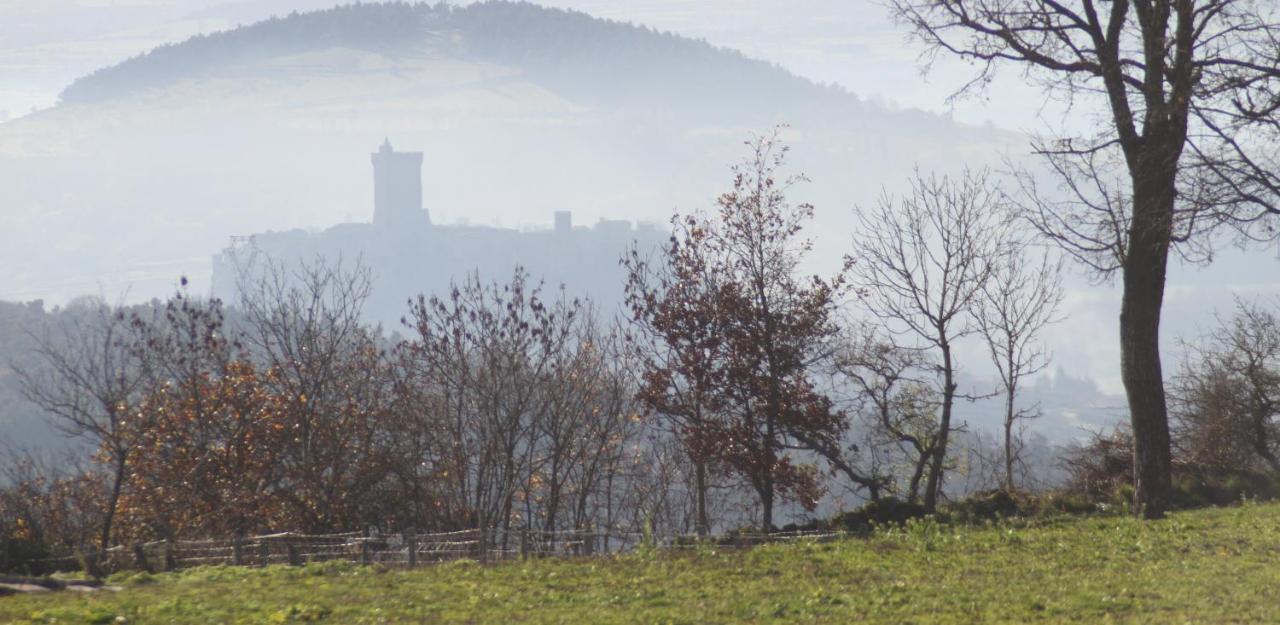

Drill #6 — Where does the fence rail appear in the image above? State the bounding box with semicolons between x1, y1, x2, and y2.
30;527;842;576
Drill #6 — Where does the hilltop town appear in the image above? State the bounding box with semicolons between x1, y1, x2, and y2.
212;139;666;322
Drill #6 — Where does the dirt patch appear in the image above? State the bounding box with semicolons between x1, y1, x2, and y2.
0;576;114;595
0;583;52;594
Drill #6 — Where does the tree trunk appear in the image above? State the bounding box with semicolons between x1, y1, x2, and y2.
760;486;774;534
923;343;955;511
761;411;776;533
1121;165;1176;519
694;460;709;536
906;452;928;504
1004;391;1016;492
543;478;561;547
100;451;129;555
1252;409;1280;474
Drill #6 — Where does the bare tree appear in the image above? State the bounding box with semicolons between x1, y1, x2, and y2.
15;298;147;555
888;0;1280;518
529;312;636;538
832;323;934;502
951;428;1008;497
233;255;393;532
977;240;1064;491
849;169;1007;511
401;268;582;544
1171;297;1280;474
550;321;643;537
614;431;696;535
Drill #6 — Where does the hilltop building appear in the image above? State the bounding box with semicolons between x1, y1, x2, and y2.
371;138;429;229
211;140;664;323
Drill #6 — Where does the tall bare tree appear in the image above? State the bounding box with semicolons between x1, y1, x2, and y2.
537;319;641;537
977;240;1064;491
889;0;1280;517
15;299;147;554
401;268;582;543
234;256;393;532
849;169;1006;511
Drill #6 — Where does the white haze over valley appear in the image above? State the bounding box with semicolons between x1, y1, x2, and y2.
1;0;1278;450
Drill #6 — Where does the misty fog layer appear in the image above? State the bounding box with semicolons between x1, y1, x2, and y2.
1;1;1277;461
0;2;1008;301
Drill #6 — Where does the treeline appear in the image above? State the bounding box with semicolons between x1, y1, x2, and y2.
3;267;673;562
4;132;1279;574
60;2;429;103
3;131;1030;571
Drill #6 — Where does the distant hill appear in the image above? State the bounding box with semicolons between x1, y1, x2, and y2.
0;0;1012;309
59;2;858;124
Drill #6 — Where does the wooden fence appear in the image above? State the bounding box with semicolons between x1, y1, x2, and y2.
30;527;842;576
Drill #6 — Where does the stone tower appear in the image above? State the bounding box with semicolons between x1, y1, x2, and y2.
371;138;429;228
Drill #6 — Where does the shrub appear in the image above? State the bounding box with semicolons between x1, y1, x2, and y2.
1032;492;1097;516
0;531;53;576
1060;426;1134;503
829;497;928;535
944;489;1021;523
1170;469;1279;509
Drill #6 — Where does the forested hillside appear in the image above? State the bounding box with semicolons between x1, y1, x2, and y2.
59;1;865;125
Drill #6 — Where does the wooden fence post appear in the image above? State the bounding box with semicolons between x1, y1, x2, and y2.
359;540;372;566
520;527;529;561
478;528;488;564
406;532;417;568
75;548;100;579
286;542;302;567
163;540;176;572
258;539;270;567
232;537;244;566
132;542;149;572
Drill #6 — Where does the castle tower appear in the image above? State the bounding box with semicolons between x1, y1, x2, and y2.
554;210;572;233
371;138;429;228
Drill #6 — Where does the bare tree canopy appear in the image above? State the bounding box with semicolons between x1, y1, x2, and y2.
888;0;1280;518
1172;297;1280;474
977;237;1064;491
849;169;1010;511
15;299;147;556
831;322;936;503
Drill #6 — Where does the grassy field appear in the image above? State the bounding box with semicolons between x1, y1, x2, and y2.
5;502;1280;624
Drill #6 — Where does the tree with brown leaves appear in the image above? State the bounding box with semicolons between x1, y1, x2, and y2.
627;129;875;532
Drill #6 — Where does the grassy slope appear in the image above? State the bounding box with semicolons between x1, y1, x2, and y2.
6;503;1280;624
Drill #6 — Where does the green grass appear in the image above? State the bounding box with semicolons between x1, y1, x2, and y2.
5;502;1280;624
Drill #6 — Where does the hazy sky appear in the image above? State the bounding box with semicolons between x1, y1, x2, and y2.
1;0;1276;398
0;0;1064;129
